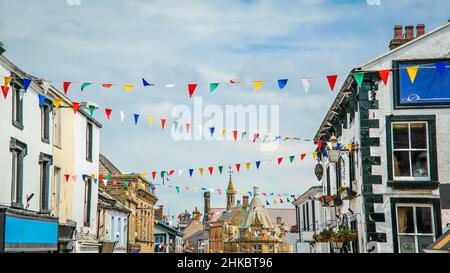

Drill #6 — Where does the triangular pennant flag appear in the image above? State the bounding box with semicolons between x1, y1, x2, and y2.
199;168;204;176
81;83;91;92
54;98;62;111
301;78;311;93
210;83;219;92
169;170;175;176
151;171;156;180
208;167;214;175
165;84;175;88
173;120;179;131
221;128;226;138
254;80;263;91
123;84;133;91
102;84;113;88
289;155;295;163
63;82;71;94
209;127;215;138
72;102;80;114
38;94;46;107
42;81;50;94
178;169;184;176
274;199;277;204
277;157;283;165
72;175;78;182
134;114;139;125
241;131;247;140
1;86;9;98
188;83;197;98
142;78;154;87
378;69;390;86
64;174;70;182
280;198;284;204
4;76;12;86
186;123;191;133
89;105;96;116
277;79;288;89
256;161;261;169
436;62;447;77
347;144;353;153
406;66;419;83
147;115;153;126
245;162;251;171
175;186;180;193
235;163;241;172
120;111;125;123
353;72;364;88
300;153;306;160
253;133;260;142
22;79;32;92
233;130;238;141
326;75;338;91
312;151;317;159
105;108;112;119
218;166;223;174
266;200;270;206
161;119;166;129
189;169;194;177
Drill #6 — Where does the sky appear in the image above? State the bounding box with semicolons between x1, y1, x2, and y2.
1;0;449;220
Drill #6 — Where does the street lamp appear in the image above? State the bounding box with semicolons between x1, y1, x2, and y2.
328;133;340;163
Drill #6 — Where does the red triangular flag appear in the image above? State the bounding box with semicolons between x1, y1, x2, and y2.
326;75;338;91
378;69;390;86
235;163;241;172
233;130;238;141
64;174;70;182
300;153;306;160
72;102;80;114
230;80;239;84
186;123;191;133
105;108;112;119
208;167;214;175
188;84;197;98
253;133;260;143
98;174;103;181
161;119;166;129
317;141;322;150
2;86;9;98
169;170;175;176
102;84;113;88
152;171;156;180
280;198;284;204
277;157;283;165
63;82;72;95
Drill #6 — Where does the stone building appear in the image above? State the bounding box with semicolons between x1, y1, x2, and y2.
99;154;158;253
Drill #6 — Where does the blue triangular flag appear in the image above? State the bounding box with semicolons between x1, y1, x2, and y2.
142;78;154;87
436;62;447;76
323;149;328;157
38;94;46;107
94;179;98;184
134;114;139;125
209;127;215;138
256;161;261;169
22;78;32;92
189;169;194;177
201;187;207;191
336;143;341;150
277;79;288;89
248;191;252;197
266;200;270;206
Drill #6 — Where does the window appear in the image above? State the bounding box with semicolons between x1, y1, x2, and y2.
396;205;435;253
240;245;248;253
110;216;115;242
349;147;356;188
311;199;316;231
326;166;331;195
302;205;306;231
53;109;62;148
39;153;52;213
83;176;92;226
252;244;262;253
86;122;93;162
268;245;274;253
306;202;310;231
10;138;27;208
392;122;429;181
154;234;165;252
41;98;51;143
12;81;23;129
51;166;61;216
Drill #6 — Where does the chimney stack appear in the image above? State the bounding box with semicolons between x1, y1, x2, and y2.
243;195;249;208
389;24;425;50
203;192;211;223
416;24;425;37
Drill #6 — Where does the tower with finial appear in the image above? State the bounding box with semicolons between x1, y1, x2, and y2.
226;165;235;210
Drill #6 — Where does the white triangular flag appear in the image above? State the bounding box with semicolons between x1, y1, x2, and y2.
102;179;108;187
301;78;310;93
178;169;184;176
42;81;50;94
120;111;125;123
165;84;175;88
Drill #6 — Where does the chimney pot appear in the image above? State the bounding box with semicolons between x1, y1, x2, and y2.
416;24;425;37
394;25;403;39
405;25;414;40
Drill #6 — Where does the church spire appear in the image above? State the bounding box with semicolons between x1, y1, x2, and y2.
226;165;235;210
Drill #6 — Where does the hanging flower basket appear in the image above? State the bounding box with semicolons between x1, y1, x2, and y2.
313;229;332;243
329;195;342;207
330;227;357;242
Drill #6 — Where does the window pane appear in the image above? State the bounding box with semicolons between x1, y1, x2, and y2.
410;123;427;149
393;123;409;149
399;235;416;253
393;151;411;177
417;236;434;253
411;151;428;177
416;207;433;234
397;206;414;233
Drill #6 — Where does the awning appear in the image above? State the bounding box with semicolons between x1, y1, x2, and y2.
424;229;450;253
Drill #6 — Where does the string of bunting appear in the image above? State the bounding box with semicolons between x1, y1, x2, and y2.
1;62;447;99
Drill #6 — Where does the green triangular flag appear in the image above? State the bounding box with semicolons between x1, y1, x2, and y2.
176;186;180;193
289;155;295;163
218;166;224;174
106;173;112;180
81;82;92;92
89;105;96;116
353;72;364;88
286;198;291;202
123;180;129;186
210;83;219;92
173;121;178;130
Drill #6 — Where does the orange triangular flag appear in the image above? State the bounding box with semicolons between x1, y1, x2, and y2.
161;119;166;129
1;86;9;98
4;77;12;86
199;168;204;176
347;144;353;153
72;102;80;114
233;130;238;141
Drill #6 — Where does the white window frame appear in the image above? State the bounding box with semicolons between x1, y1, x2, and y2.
391;121;430;181
395;203;435;253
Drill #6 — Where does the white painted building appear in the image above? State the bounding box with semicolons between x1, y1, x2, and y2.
154;221;184;253
313;22;450;253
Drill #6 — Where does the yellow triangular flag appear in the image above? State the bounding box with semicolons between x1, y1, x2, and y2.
406;66;419;83
254;80;263;91
245;162;251;171
199;168;204;176
148;115;153;127
193;187;199;192
221;128;226;137
54;98;62;111
123;84;134;91
274;199;277;204
141;172;147;179
312;151;317;159
4;76;12;86
347;144;353;153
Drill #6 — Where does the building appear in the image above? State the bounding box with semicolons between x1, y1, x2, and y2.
0;52;59;252
312;22;450;253
99;154;158;253
154;222;184;253
97;189;130;253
